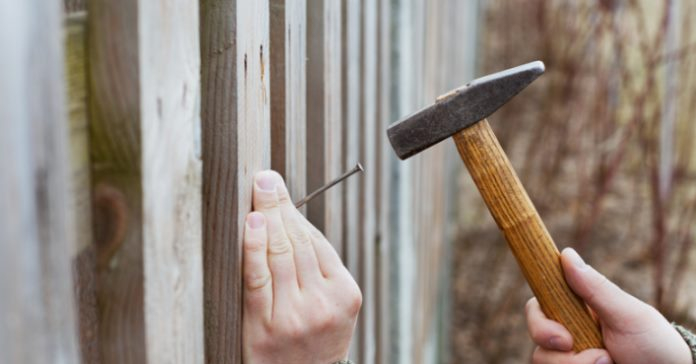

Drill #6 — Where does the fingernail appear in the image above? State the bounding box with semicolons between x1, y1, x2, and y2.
564;248;586;269
548;336;571;351
247;212;265;229
256;170;282;192
595;356;612;364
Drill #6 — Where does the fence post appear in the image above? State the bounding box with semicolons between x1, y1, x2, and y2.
200;0;271;362
0;0;80;362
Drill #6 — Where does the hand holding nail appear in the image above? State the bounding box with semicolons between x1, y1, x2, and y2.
242;170;362;364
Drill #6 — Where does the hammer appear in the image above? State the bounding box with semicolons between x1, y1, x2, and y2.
387;61;603;351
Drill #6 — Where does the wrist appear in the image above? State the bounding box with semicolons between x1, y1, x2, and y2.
673;324;696;364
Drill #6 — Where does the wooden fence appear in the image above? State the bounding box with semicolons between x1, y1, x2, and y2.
0;0;479;363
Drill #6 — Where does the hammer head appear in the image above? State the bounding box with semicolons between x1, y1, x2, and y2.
387;61;545;159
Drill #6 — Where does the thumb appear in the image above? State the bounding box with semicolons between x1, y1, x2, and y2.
560;248;646;329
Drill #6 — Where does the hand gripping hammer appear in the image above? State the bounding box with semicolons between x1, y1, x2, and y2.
387;61;603;351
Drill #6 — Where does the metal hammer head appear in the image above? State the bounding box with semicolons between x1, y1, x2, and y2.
387;61;545;159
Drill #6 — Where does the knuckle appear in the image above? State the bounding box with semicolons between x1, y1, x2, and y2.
268;231;293;255
277;189;292;205
286;227;311;247
244;271;270;291
255;196;279;211
307;226;326;242
313;312;339;332
244;239;266;253
278;315;309;339
268;240;293;255
344;281;363;316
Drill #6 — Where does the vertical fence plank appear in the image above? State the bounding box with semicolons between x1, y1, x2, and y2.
139;1;205;362
391;0;426;362
65;13;101;364
200;0;271;362
376;0;393;362
359;0;378;362
341;0;363;359
307;0;344;252
0;0;80;362
270;0;307;204
88;0;146;360
199;0;240;361
89;0;204;362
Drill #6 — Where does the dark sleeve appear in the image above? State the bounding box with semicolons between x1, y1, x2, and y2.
674;324;696;364
331;360;353;364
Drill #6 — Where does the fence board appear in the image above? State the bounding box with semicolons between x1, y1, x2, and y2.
0;0;80;362
270;0;307;205
341;0;363;359
88;1;147;361
200;0;271;362
139;1;204;362
89;0;204;362
376;0;393;363
65;13;101;364
359;0;379;362
306;0;344;252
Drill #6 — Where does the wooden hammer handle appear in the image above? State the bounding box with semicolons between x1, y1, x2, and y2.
453;119;603;351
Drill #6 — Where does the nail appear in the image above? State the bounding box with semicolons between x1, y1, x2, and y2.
564;247;586;269
548;336;571;351
256;170;281;192
595;355;612;364
295;163;364;208
247;212;266;229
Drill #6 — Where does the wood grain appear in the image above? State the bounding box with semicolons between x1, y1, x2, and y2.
0;0;80;362
64;0;86;13
454;119;603;352
270;0;307;207
359;1;378;362
306;0;343;252
375;0;392;362
139;0;205;362
89;0;205;362
340;0;363;359
200;0;271;362
65;13;101;364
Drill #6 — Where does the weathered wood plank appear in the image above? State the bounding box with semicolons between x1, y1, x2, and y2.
390;0;426;362
376;0;392;362
66;13;91;259
64;0;86;13
270;0;307;206
139;1;205;362
307;0;344;252
89;0;204;362
359;0;378;362
0;0;80;362
88;0;146;361
341;0;363;359
65;13;101;364
200;0;271;362
340;0;365;359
